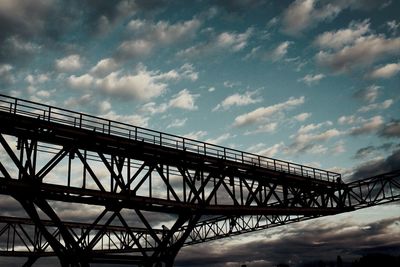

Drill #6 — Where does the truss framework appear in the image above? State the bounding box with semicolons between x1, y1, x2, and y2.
0;94;399;266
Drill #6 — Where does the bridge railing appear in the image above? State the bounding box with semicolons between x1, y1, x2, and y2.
0;94;340;182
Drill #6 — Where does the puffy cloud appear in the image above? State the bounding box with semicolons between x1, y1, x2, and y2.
270;41;292;61
118;17;201;58
127;18;201;44
349;115;384;135
353;85;380;103
90;58;119;77
297;121;333;134
169;89;199;110
298;73;325;85
177;28;253;58
357;99;394;113
141;89;199;114
96;69;167;101
213;91;261;111
282;0;340;36
0;64;15;85
368;62;400;79
55;54;82;72
67;74;94;89
117;39;154;58
67;64;198;102
379;120;400;138
314;20;370;49
387;20;400;34
294;112;311;122
293;128;341;146
25;73;49;84
282;1;382;36
233;96;305;127
316;34;400;72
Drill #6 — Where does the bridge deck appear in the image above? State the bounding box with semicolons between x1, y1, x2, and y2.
0;94;339;184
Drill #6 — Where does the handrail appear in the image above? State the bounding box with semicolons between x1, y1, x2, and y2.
0;93;340;182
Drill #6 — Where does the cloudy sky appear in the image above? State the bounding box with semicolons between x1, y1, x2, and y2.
0;0;399;266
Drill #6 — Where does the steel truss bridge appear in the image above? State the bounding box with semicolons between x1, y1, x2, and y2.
0;94;398;267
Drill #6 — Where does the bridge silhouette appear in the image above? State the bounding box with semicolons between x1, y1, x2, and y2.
0;93;399;267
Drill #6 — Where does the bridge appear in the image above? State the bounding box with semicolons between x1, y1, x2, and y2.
0;93;398;267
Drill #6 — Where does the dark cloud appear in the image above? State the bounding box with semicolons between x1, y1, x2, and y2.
354;143;398;159
351;148;400;180
0;0;169;64
176;216;400;267
380;120;400;138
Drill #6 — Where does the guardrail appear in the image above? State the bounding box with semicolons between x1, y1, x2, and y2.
0;94;341;182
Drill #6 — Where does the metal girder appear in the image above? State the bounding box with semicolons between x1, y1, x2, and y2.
0;94;399;266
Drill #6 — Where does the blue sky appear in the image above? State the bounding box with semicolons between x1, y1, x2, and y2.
0;0;400;266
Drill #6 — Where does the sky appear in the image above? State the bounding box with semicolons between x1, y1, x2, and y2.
0;0;399;266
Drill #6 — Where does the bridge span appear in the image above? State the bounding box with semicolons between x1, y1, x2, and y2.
0;94;399;266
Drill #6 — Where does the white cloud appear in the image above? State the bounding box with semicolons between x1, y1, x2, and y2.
244;122;278;135
353;85;380;103
117;39;154;58
141;89;199;114
223;81;241;88
213;91;261;111
338;115;362;125
96;70;166;101
233;96;305;127
169;89;199;110
67;74;94;89
249;142;284;157
102;111;149;128
316;33;400;72
294;112;311;122
208;87;215;92
183;131;207;140
95;64;198;101
282;1;381;36
282;0;340;36
127;18;201;44
0;64;15;84
119;17;201;58
167;118;187;129
298;73;325;85
25;73;49;84
177;28;253;58
297;121;333;134
55;54;82;72
349;115;384;135
205;133;232;145
357;99;394;113
314;20;370;50
90;58;119;77
387;20;400;34
289;128;342;154
368;62;400;79
270;41;292;61
98;100;112;113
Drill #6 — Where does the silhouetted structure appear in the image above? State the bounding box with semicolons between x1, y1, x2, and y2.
0;94;399;266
